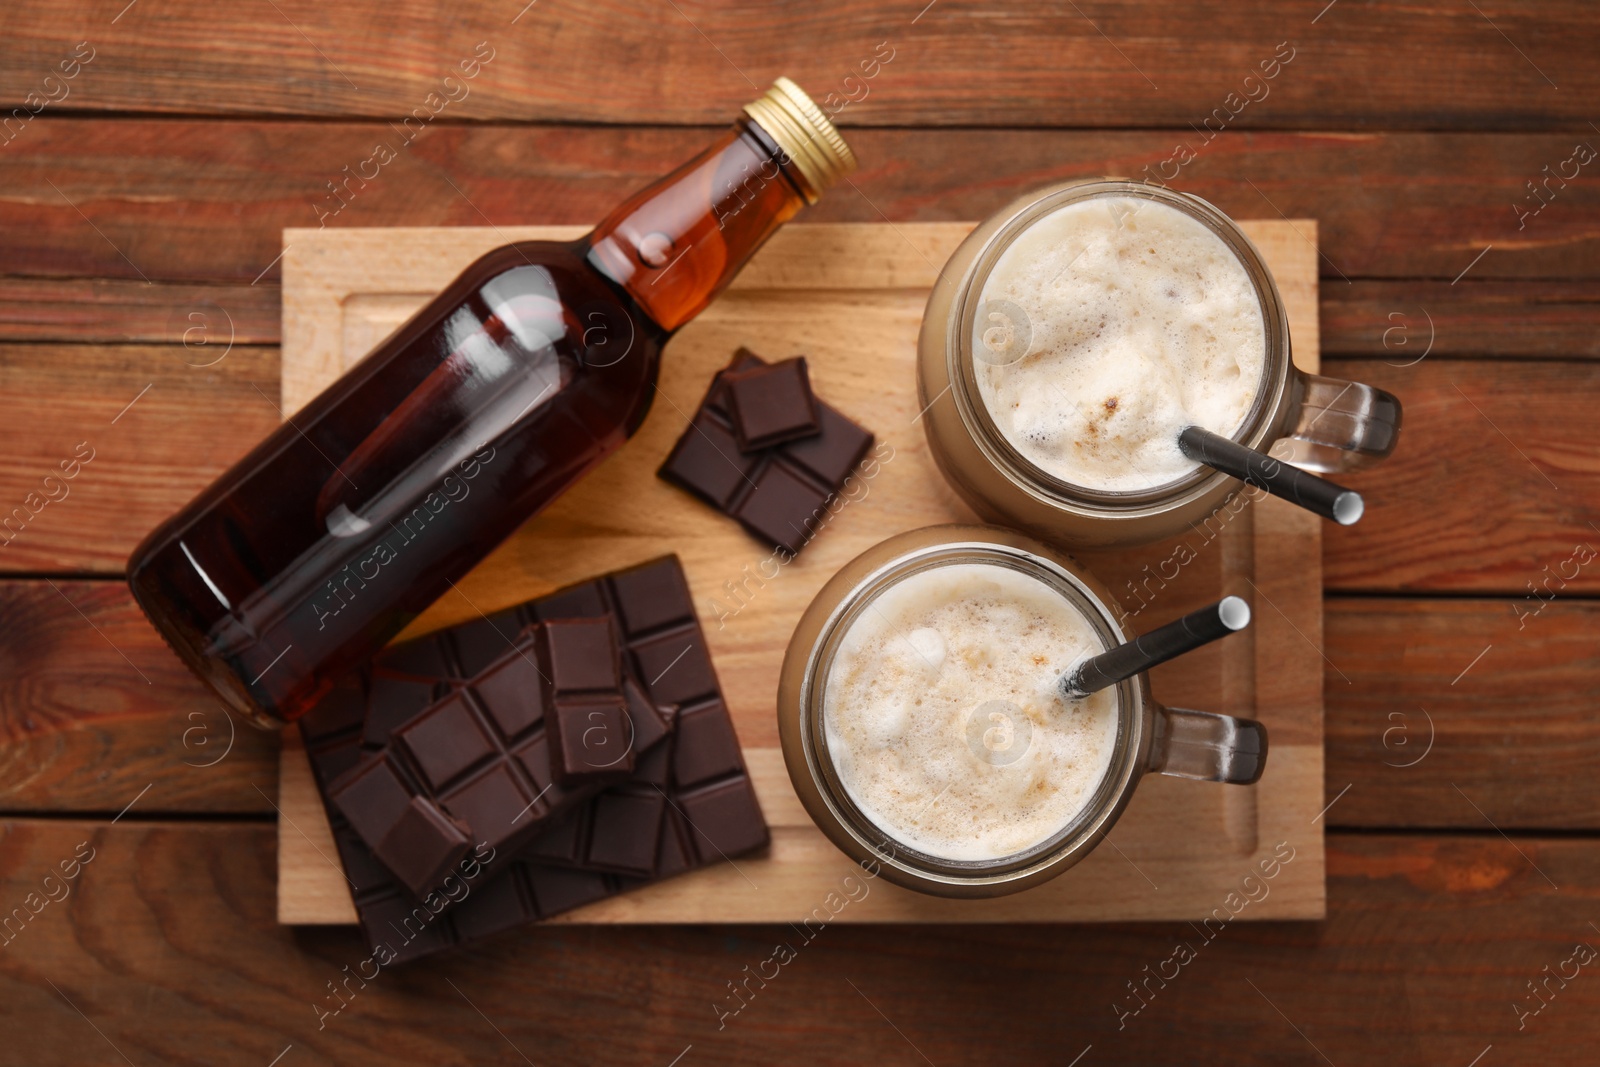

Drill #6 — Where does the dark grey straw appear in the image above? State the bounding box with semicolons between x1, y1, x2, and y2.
1061;596;1251;699
1178;425;1364;526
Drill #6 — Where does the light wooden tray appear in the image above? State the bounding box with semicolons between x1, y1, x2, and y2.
277;221;1326;924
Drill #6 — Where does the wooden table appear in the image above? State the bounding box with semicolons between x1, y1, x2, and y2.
2;4;1598;1063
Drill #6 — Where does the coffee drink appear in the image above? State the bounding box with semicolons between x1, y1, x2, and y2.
781;525;1272;896
972;195;1266;492
822;561;1118;862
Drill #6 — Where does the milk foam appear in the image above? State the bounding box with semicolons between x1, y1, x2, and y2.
973;195;1266;492
823;563;1119;862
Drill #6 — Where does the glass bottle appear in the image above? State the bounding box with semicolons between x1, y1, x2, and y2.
128;78;857;728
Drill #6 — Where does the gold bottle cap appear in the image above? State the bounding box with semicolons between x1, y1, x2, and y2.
743;77;858;203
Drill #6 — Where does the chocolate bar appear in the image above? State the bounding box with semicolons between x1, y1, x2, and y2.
658;348;874;555
297;556;768;963
303;707;767;964
724;356;820;451
301;699;635;965
324;619;669;899
318;555;717;896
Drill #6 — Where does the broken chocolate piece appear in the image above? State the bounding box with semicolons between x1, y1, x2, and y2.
375;796;472;895
547;698;634;785
536;617;622;694
326;638;554;898
724;356;820;452
533;618;635;787
658;349;874;555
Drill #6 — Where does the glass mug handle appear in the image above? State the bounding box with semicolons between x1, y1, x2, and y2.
1268;370;1403;474
1148;704;1267;785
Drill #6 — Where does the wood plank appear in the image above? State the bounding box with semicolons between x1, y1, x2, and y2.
0;821;1594;1064
5;122;1600;283
0;581;278;814
276;220;1324;924
1322;281;1600;360
0;342;278;573
1323;358;1600;593
0;278;278;344
5;1;1599;127
1325;597;1600;829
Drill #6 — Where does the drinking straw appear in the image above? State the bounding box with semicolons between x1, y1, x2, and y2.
1178;425;1364;526
1061;596;1251;699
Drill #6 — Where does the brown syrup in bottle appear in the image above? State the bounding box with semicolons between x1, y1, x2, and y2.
129;95;844;727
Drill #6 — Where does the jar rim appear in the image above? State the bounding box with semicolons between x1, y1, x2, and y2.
795;539;1146;887
948;180;1294;516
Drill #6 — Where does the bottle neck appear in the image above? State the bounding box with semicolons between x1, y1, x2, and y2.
586;119;810;331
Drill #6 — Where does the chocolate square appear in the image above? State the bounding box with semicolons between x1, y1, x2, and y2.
679;778;769;863
705;347;767;417
657;410;758;510
609;557;696;637
784;402;875;488
441;764;536;852
312;742;369;784
732;461;829;555
374;797;472;895
329;757;413;847
448;871;531;942
655;811;694;879
547;697;635;785
622;677;673;754
395;692;496;791
341;829;400;897
471;646;545;739
672;701;744;788
538;617;622;694
630;629;718;709
533;582;609;623
511;734;565;805
526;808;586;863
363;893;455;961
526;867;612;915
725;356;820;452
633;740;673;787
586;792;665;874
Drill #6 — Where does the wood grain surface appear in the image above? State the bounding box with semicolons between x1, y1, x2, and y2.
1324;358;1600;593
6;124;1600;284
4;0;1597;127
0;821;1594;1065
2;0;1595;1060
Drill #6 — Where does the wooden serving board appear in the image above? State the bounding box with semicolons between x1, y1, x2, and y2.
276;221;1326;924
